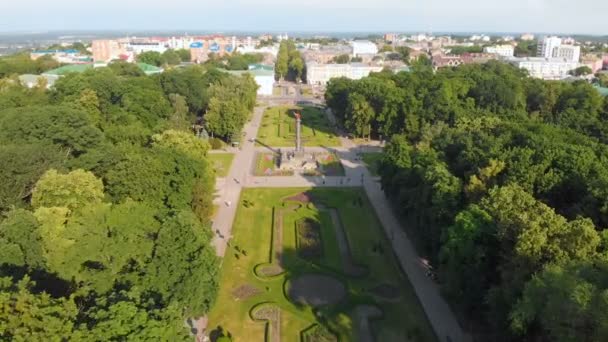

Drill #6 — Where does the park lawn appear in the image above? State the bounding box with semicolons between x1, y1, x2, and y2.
254;153;293;176
257;105;340;147
208;153;235;177
317;153;345;176
206;188;436;342
361;152;383;177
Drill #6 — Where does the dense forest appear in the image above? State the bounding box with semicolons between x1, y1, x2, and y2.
0;61;257;340
326;61;608;341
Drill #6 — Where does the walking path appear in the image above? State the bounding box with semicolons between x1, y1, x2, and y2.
208;98;469;342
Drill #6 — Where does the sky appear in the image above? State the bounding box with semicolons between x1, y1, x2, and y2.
1;0;607;35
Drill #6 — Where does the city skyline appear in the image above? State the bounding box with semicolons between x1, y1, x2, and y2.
1;0;607;35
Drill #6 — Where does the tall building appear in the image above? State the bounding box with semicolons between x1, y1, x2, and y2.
538;36;562;58
554;45;581;62
92;39;125;62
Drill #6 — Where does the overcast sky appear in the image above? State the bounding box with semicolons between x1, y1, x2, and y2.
1;0;607;34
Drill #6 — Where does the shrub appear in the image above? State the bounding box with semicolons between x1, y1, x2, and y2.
209;137;224;150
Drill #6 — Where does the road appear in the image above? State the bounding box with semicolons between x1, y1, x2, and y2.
209;98;469;342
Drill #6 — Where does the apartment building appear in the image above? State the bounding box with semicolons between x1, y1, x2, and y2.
483;45;515;57
306;62;382;86
506;57;580;80
351;40;378;57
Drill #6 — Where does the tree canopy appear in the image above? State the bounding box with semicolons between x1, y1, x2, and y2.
326;60;608;340
0;59;237;339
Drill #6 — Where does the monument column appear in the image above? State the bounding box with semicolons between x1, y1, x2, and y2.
295;112;302;154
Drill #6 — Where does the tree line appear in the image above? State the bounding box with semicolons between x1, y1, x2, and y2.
325;61;608;341
0;61;257;339
275;40;304;82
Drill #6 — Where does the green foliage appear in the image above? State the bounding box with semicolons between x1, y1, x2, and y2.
152;129;210;162
0;60;223;338
446;45;483;55
204;74;257;139
0;276;78;341
570;65;593;76
331;54;350;64
209;137;224;149
0;53;61;78
0;143;65;213
162;49;181;66
205;53;264;70
144;211;218;316
511;260;608;341
159;66;221;114
0;210;44;268
32;169;104;211
176;48;191;62
0;105;104;155
136;51;163;66
515;40;537;57
107;60;145;77
0;78;49;110
275;40;304;81
358;60;608;340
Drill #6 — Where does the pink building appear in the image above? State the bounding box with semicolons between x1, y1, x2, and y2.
581;56;604;73
92;40;126;63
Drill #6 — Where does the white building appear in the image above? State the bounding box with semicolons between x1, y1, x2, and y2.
520;33;535;41
128;41;167;54
306;62;383;86
506;57;580;80
538;36;562;58
351;41;378;57
168;37;194;50
483;45;515;57
554;45;581;62
223;64;275;96
537;36;581;62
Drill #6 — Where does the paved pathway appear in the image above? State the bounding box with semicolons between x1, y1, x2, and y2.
211;105;265;257
208;98;469;342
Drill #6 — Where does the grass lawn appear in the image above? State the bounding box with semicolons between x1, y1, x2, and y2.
361;152;383;177
257;105;340;147
254;153;293;176
206;188;436;342
208;153;235;177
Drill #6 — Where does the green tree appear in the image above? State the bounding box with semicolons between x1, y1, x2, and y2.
137;51;163;66
152;129;210;162
346;93;374;138
332;54;350;64
0;144;65;213
511;260;608;341
107;60;145;77
0;276;77;341
162;49;181;66
144;211;218;316
0;209;44;268
31;169;104;211
570;66;593;76
176;49;191;62
0;105;104;155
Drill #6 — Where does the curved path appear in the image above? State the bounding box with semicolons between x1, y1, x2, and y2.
316;204;367;277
